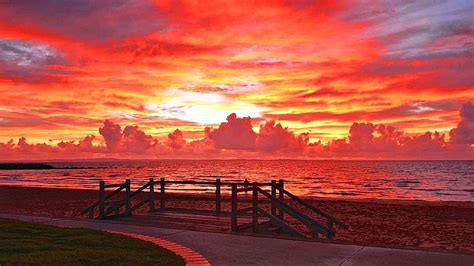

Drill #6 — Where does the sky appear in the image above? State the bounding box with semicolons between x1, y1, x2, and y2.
0;0;473;160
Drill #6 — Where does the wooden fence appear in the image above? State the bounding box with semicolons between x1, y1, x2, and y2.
82;178;348;240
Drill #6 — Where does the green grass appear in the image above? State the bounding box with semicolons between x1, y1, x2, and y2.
0;218;185;265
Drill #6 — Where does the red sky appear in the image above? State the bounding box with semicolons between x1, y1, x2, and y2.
0;0;473;160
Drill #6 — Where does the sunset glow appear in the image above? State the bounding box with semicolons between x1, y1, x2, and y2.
0;0;473;160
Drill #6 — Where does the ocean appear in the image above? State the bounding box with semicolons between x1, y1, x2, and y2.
0;160;472;201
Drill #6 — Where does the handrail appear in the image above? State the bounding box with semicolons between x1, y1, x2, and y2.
131;197;151;212
257;187;334;238
84;179;272;216
81;184;125;214
112;181;153;213
256;207;306;238
81;202;99;215
104;183;125;188
282;188;348;229
237;207;253;214
236;187;253;193
164;180;271;186
130;181;151;198
83;178;347;241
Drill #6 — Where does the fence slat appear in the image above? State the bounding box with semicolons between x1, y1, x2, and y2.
99;181;105;219
278;179;284;221
231;184;237;231
252;184;258;233
125;179;131;216
271;180;276;216
160;177;166;210
216;178;221;212
149;178;155;212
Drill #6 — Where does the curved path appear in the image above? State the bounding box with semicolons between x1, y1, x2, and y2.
110;231;209;266
1;214;473;266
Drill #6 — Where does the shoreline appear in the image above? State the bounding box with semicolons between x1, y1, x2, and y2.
0;184;472;207
1;185;473;253
1;159;473;162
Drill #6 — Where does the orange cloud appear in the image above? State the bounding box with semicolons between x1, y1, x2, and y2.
0;1;472;156
0;104;472;160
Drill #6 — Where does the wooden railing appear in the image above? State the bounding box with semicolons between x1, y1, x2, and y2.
230;181;347;240
82;178;270;219
83;178;347;240
81;180;129;219
281;188;348;230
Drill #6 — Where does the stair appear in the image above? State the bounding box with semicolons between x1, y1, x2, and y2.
83;178;348;241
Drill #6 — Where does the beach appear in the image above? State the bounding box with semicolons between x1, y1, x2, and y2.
1;186;472;253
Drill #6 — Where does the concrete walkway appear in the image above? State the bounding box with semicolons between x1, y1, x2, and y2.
1;213;473;266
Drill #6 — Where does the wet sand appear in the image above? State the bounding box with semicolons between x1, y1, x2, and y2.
1;186;472;253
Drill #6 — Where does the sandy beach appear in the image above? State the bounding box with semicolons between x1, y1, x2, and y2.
1;186;473;253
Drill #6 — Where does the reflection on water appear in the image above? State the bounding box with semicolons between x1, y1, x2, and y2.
0;160;472;201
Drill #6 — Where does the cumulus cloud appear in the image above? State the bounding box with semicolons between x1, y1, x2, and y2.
349;122;376;146
449;102;474;144
399;131;446;154
99;120;156;153
99;120;123;151
322;120;454;158
57;135;98;153
0;137;59;156
123;126;155;152
208;113;257;150
0;104;473;160
206;113;310;153
256;120;309;152
166;129;186;150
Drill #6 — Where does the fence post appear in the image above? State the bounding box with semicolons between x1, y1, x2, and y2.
328;219;334;232
216;178;221;212
99;181;105;219
125;179;131;216
160;177;166;210
231;184;237;232
312;227;319;240
252;183;258;233
271;180;276;216
278;179;284;221
149;178;155;212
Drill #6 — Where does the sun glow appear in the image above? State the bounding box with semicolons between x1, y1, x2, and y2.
145;89;266;124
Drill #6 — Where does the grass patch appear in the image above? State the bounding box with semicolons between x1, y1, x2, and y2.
0;218;185;265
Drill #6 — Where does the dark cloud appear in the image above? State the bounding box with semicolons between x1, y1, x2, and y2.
0;108;45;127
339;1;474;60
450;102;474;144
0;0;166;42
0;39;69;82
